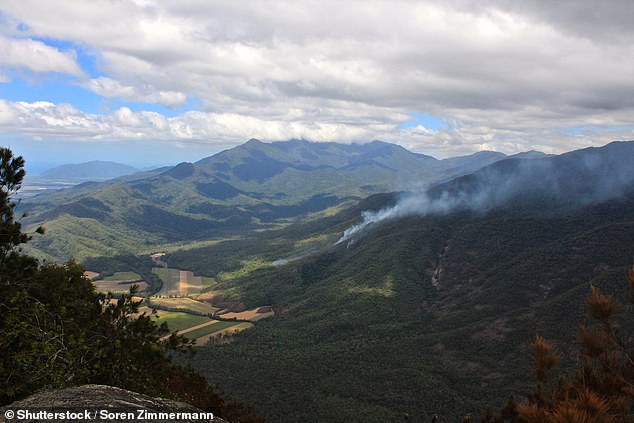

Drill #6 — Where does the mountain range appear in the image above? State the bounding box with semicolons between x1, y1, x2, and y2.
21;139;513;261
20;138;634;421
157;140;634;421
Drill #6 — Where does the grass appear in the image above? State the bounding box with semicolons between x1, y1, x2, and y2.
147;237;242;254
193;322;254;346
216;258;272;282
182;320;242;340
153;311;212;332
92;279;148;294
152;268;180;294
103;271;141;280
294;233;336;249
218;307;275;322
148;297;220;315
348;275;395;297
153;267;217;296
200;276;216;287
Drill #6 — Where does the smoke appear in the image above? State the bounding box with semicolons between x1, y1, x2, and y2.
337;141;634;244
336;193;457;244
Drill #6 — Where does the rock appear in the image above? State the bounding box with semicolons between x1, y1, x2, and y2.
0;384;228;422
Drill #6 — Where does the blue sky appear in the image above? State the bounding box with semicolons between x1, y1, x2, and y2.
1;1;633;172
399;113;447;131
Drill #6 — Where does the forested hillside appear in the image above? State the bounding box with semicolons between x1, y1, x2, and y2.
19;139;507;262
175;189;634;421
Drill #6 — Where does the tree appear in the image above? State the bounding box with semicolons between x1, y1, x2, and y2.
0;150;35;280
0;148;26;258
485;265;634;422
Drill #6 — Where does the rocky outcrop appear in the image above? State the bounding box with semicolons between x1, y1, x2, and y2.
0;385;228;423
431;242;449;288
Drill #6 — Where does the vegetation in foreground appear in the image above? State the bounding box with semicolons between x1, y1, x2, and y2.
526;267;634;421
0;148;263;422
479;266;634;422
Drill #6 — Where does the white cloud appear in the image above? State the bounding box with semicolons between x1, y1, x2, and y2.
1;99;632;160
0;34;83;76
85;77;186;107
0;0;632;157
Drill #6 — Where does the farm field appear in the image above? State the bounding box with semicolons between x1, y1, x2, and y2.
153;267;215;296
218;306;274;321
89;270;147;294
106;296;145;306
103;271;142;280
90;261;271;347
193;322;254;346
153;311;212;332
181;320;244;341
153;311;249;345
83;271;100;280
133;305;161;317
148;297;220;315
92;279;148;294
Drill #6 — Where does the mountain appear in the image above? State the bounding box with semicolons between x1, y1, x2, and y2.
36;161;140;181
20;139;508;261
509;150;552;160
425;141;634;212
19;139;634;420
190;139;502;200
150;141;634;422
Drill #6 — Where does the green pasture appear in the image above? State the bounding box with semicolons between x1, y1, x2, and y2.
103;271;141;280
153;311;212;332
183;321;242;341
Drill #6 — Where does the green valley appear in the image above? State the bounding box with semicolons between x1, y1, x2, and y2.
13;139;634;421
19;140;508;262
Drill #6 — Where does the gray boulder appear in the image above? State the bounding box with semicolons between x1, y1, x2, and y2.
0;384;228;422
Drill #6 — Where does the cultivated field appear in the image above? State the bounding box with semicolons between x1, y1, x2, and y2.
182;320;244;341
103;271;142;280
193;322;254;346
83;271;100;280
217;306;274;321
147;297;220;315
153;267;215;296
155;312;248;345
92;279;148;294
153;311;212;332
95;264;267;347
90;271;147;294
105;296;145;306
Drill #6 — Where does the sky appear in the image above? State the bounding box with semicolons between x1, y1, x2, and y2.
0;0;633;172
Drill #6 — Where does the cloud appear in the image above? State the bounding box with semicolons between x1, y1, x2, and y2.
1;99;632;162
0;34;83;76
84;77;186;107
0;1;633;157
0;99;404;144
